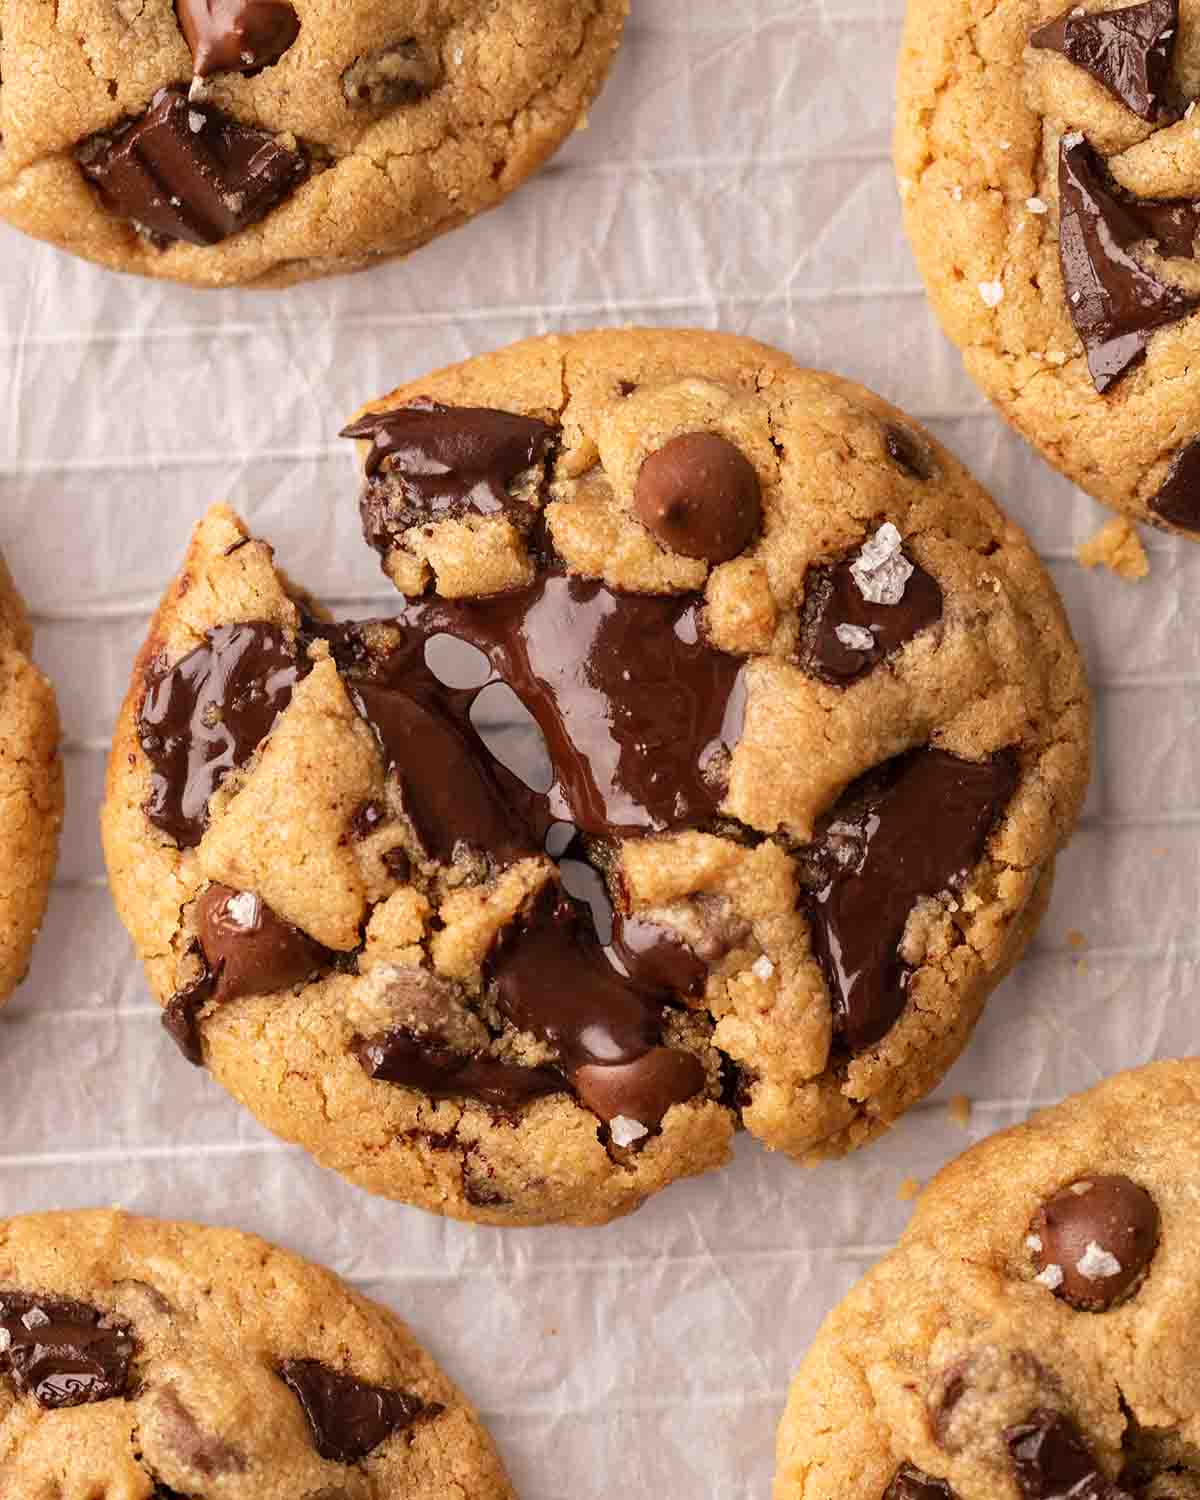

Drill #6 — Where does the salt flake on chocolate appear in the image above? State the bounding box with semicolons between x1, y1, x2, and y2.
225;890;261;930
21;1308;50;1329
850;523;914;605
610;1116;649;1148
834;623;876;651
1076;1240;1122;1279
1035;1262;1065;1289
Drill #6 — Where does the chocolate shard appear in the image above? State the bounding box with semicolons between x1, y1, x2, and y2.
340;399;556;548
177;0;300;78
633;432;763;563
0;1293;136;1410
1031;0;1178;122
278;1358;438;1464
78;86;306;247
799;555;943;686
352;1029;563;1109
797;748;1019;1054
195;884;323;1004
1005;1409;1131;1499
138;620;302;849
884;1465;959;1500
1028;1174;1160;1310
1058;133;1200;393
1150;433;1200;530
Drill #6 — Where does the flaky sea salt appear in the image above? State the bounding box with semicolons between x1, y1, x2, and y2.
1077;1241;1122;1280
978;280;1004;307
188;110;205;134
226;891;261;930
1071;1180;1094;1195
1035;1263;1065;1290
850;522;914;606
752;955;775;981
610;1116;649;1148
21;1308;50;1330
1026;197;1048;214
1026;1233;1043;1253
0;1328;11;1352
951;185;963;201
834;623;876;651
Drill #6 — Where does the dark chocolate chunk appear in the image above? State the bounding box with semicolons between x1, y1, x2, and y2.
0;1294;135;1409
352;1030;563;1109
1150;434;1200;530
138;620;301;849
278;1359;435;1464
633;432;763;563
1058;133;1200;393
161;960;216;1066
153;1386;247;1476
176;0;300;78
1031;0;1177;122
194;884;323;1004
1131;196;1200;258
608;911;708;998
1029;1175;1159;1310
1005;1409;1131;1499
798;748;1019;1053
884;1465;959;1500
884;425;935;481
78;87;306;247
341;399;555;548
799;555;943;685
488;887;706;1126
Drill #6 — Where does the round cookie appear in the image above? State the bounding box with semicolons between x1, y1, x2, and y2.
102;328;1090;1227
774;1061;1200;1500
896;0;1200;538
0;1208;514;1499
0;549;63;1009
0;1;627;289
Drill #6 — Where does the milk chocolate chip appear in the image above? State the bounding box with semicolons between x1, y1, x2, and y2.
634;432;762;563
1031;0;1177;122
138;620;301;848
195;884;322;1004
800;555;943;684
884;1466;958;1500
176;0;300;78
78;87;306;247
1058;133;1199;393
0;1294;135;1409
1151;435;1200;531
1028;1175;1159;1309
798;748;1019;1052
1005;1409;1129;1499
279;1359;436;1463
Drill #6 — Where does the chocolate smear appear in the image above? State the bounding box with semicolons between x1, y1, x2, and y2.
279;1359;438;1464
352;1030;563;1110
608;911;708;998
1150;434;1200;530
162;958;216;1066
0;1294;136;1409
1031;0;1178;123
800;555;943;685
176;0;300;78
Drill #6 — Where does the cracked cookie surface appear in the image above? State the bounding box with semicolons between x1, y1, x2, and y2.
101;328;1090;1227
774;1061;1200;1500
0;550;62;1009
0;1208;515;1499
896;0;1200;536
0;0;627;288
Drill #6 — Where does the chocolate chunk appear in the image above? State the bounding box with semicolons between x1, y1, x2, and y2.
1005;1409;1130;1499
608;911;708;997
342;42;441;108
1029;1175;1159;1310
489;887;706;1126
885;425;935;480
138;620;301;849
1150;434;1200;530
162;960;216;1066
800;555;943;685
798;748;1019;1053
341;400;555;548
352;1029;563;1109
78;87;306;247
1131;197;1200;259
0;1294;135;1409
153;1386;247;1476
1058;133;1200;393
884;1466;958;1500
278;1359;435;1463
194;884;323;1004
633;432;763;563
176;0;300;78
1031;0;1177;123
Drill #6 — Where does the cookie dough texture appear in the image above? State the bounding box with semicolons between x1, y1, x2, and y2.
0;1208;515;1500
0;551;62;1008
895;0;1200;533
0;0;627;288
774;1061;1200;1500
102;329;1090;1228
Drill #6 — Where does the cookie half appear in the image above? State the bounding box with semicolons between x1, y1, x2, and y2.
0;1208;514;1499
897;0;1200;537
774;1060;1200;1500
0;0;627;288
0;550;63;1008
102;328;1090;1227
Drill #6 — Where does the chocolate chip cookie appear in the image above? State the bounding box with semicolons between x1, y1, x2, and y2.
774;1060;1200;1500
896;0;1200;536
0;1208;514;1499
0;549;62;1009
0;0;626;288
101;328;1090;1226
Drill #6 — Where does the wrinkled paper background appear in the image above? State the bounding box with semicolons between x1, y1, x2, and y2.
2;2;1199;1496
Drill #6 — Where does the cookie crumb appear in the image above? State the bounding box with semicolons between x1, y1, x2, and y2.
1066;929;1086;950
1077;1241;1122;1280
897;1176;922;1201
610;1116;649;1148
1035;1262;1065;1290
978;280;1005;307
1076;517;1149;581
947;1093;971;1128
